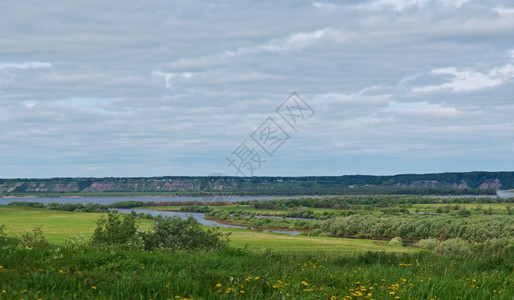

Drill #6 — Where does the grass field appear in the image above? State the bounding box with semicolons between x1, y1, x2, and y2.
0;207;413;252
1;206;513;299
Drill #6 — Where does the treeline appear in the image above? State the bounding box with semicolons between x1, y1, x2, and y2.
319;214;514;243
247;195;513;210
7;202;109;213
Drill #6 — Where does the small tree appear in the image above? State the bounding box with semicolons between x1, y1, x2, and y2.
91;211;138;247
20;227;50;250
141;215;230;251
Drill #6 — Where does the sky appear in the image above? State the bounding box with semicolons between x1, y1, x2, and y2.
1;0;514;178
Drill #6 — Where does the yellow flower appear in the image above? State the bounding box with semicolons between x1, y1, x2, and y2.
92;286;97;290
301;280;309;286
215;283;222;288
240;290;245;294
2;290;6;293
59;270;66;274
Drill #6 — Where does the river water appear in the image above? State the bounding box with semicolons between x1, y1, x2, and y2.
0;195;298;206
116;208;301;235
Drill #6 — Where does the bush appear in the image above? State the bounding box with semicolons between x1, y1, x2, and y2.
63;233;89;252
436;238;472;256
141;216;230;252
389;237;403;246
416;238;440;250
91;211;139;247
19;227;50;250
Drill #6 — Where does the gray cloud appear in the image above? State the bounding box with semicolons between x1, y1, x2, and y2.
1;0;513;177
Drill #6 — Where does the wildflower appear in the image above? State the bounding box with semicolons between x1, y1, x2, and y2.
215;283;222;288
2;290;6;293
0;266;3;269
301;280;309;286
240;290;245;294
59;270;66;274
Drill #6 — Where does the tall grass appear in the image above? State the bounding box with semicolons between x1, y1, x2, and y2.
0;236;512;299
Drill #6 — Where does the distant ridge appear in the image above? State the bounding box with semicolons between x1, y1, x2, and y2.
1;171;513;196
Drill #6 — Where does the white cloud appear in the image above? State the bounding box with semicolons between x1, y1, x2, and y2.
383;101;460;117
413;60;514;93
493;6;514;15
313;2;335;9
361;0;470;11
164;28;337;72
0;61;51;70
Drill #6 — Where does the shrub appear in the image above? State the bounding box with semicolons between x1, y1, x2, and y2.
63;233;89;252
0;224;5;245
19;227;50;250
416;238;440;250
141;216;230;252
436;238;472;256
389;237;403;246
91;211;139;247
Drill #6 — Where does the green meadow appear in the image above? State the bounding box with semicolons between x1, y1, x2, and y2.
0;205;513;299
0;206;410;252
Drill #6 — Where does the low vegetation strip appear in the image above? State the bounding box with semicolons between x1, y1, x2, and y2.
319;214;513;243
0;231;512;299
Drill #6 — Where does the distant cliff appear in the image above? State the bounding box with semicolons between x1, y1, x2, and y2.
0;172;512;196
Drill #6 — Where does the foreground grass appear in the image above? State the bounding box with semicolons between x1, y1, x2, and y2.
0;239;512;299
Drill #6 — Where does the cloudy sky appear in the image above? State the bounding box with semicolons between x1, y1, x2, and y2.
1;0;514;178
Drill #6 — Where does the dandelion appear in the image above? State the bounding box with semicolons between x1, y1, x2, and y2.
240;290;245;294
215;283;222;288
301;280;309;286
59;269;66;274
92;286;97;290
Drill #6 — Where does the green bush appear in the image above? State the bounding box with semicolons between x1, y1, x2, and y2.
416;238;440;250
91;211;139;247
141;216;230;252
19;227;50;250
389;237;403;246
436;238;472;256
